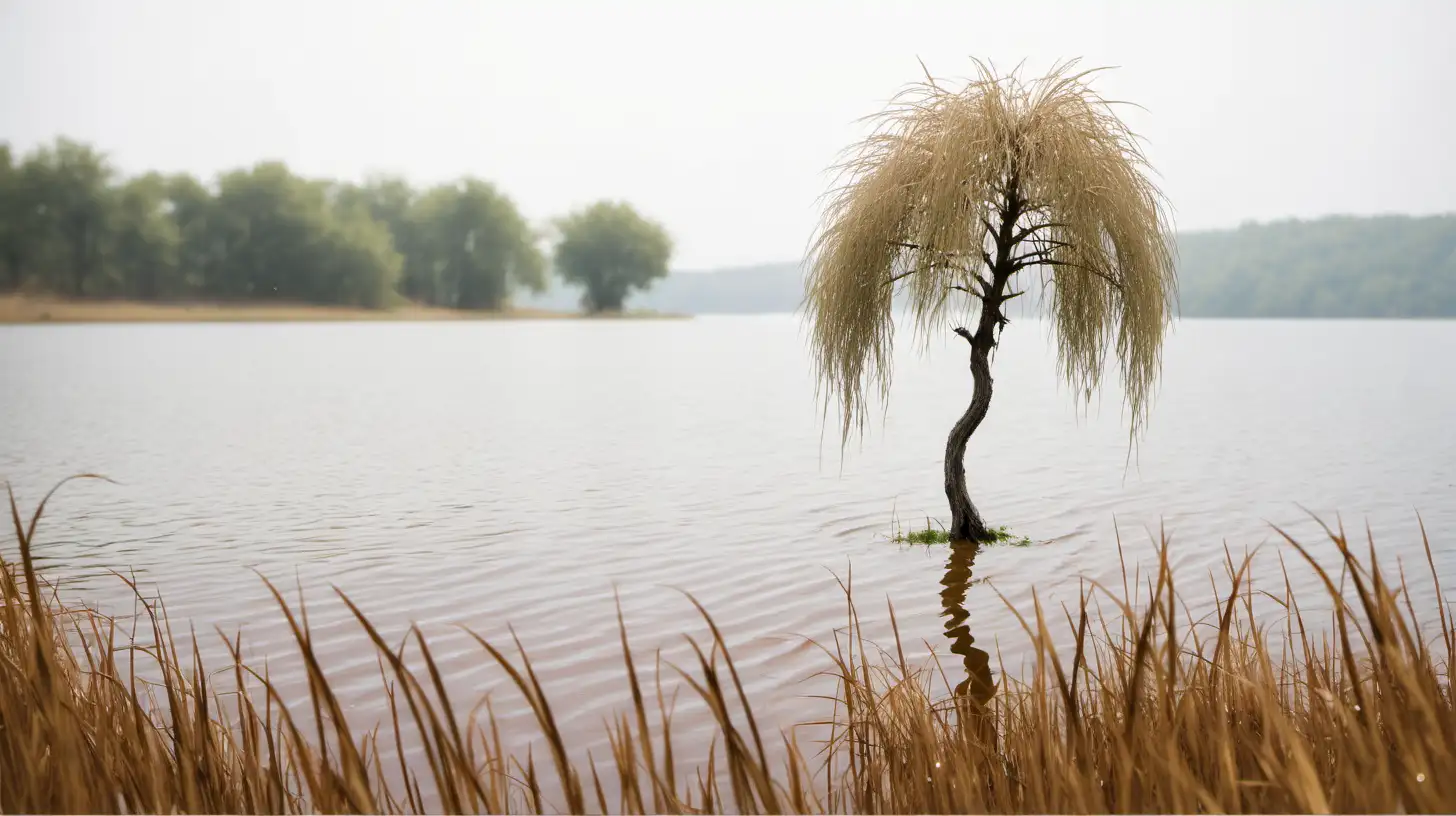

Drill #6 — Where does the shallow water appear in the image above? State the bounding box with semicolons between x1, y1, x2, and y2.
3;316;1454;784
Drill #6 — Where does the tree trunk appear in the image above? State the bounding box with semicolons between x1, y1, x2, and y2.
944;342;994;542
943;171;1024;543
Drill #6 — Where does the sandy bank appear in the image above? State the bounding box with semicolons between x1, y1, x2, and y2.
0;295;688;324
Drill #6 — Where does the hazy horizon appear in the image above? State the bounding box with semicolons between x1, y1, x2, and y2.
4;1;1454;269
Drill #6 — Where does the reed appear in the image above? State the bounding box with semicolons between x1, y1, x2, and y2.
3;480;1452;813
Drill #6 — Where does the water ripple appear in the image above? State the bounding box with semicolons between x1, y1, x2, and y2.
2;317;1454;773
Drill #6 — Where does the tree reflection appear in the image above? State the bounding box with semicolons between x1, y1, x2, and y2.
940;540;995;704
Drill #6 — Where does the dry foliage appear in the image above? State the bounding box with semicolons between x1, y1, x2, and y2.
3;481;1453;813
805;59;1177;444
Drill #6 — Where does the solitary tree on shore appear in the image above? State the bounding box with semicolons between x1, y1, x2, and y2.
553;201;672;313
806;60;1177;543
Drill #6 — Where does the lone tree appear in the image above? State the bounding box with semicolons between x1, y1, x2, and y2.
806;60;1177;543
553;201;672;313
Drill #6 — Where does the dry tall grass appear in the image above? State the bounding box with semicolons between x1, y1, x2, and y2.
3;481;1453;813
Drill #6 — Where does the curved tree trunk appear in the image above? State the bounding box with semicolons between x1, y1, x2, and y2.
944;343;994;542
941;171;1026;543
943;173;1025;542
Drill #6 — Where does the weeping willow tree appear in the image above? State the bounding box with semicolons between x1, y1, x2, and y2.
806;60;1177;543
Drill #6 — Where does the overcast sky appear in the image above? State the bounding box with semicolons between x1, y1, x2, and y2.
2;1;1453;269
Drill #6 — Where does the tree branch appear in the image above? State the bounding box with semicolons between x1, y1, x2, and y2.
1009;238;1077;265
1029;238;1074;251
884;240;984;286
889;239;976;260
1020;201;1053;219
949;275;996;300
1036;259;1125;290
1009;251;1057;271
1011;221;1067;244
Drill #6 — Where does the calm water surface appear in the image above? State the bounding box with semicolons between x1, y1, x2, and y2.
3;316;1454;779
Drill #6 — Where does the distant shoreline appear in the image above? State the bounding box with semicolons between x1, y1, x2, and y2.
0;295;690;325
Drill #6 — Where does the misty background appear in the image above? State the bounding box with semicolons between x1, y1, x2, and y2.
3;1;1453;287
4;4;1456;794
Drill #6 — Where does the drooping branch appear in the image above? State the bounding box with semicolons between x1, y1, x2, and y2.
1035;259;1125;290
1074;264;1125;291
883;240;988;289
888;239;980;261
1002;246;1125;293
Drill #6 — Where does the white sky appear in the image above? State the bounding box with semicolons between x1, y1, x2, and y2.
2;0;1453;269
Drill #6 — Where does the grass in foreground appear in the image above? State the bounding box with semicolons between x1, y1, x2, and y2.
3;479;1454;813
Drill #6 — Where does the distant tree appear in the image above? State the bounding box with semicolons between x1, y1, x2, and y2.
206;162;316;299
206;162;399;306
805;61;1177;542
0;146;63;292
21;139;116;296
107;172;183;299
0;144;47;292
0;144;18;290
334;176;429;301
164;173;217;293
322;186;405;308
408;180;544;309
552;201;672;313
0;137;713;316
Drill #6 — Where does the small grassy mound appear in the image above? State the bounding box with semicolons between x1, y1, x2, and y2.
892;519;1033;547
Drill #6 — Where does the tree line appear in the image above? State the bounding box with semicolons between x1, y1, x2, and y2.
612;214;1455;318
0;138;673;313
1174;215;1456;317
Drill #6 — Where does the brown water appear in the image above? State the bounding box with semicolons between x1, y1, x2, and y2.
3;316;1454;788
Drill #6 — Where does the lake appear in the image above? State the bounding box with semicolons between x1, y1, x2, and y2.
3;316;1454;782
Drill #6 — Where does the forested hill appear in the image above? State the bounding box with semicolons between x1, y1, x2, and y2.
1174;215;1456;317
580;214;1456;317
